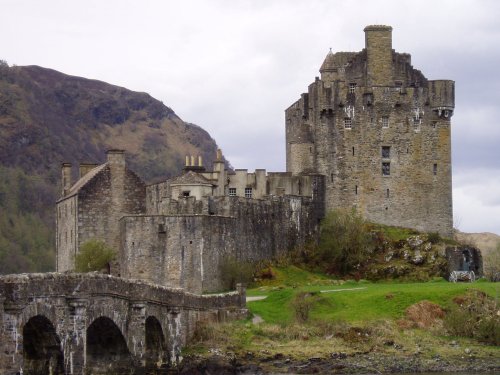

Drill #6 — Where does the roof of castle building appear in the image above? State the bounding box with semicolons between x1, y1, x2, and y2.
319;50;357;73
168;170;213;186
60;163;108;201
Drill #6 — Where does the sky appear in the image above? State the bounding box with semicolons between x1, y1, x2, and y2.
1;0;499;235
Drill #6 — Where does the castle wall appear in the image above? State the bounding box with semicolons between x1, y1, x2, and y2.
286;26;454;236
56;154;146;272
55;196;77;271
121;194;323;293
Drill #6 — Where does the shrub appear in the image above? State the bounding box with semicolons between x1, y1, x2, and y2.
74;239;115;273
220;256;254;290
483;243;500;282
318;209;375;275
427;232;441;244
444;290;499;345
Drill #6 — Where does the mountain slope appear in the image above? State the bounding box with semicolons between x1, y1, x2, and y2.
0;61;223;273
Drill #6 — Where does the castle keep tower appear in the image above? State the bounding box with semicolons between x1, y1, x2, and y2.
286;25;454;236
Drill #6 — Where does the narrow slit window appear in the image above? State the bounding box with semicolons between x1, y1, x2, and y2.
433;164;437;175
386;189;390;198
382;162;391;176
330;173;334;182
352;147;355;156
355;185;358;195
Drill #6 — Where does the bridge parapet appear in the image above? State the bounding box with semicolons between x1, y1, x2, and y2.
0;273;247;375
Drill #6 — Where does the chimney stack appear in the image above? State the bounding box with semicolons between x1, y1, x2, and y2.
364;25;393;86
106;149;125;167
61;163;72;196
79;163;99;179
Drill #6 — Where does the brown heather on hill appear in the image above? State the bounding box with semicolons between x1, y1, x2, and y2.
454;231;500;258
0;61;224;273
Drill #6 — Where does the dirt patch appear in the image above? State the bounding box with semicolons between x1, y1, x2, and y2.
398;300;445;329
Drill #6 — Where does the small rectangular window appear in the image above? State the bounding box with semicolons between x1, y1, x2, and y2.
433;164;437;175
182;191;190;197
348;83;356;93
352;147;355;156
382;117;389;128
431;121;437;129
355;185;358;195
381;146;391;158
344;118;352;129
245;188;252;198
413;117;421;131
382;162;391;176
229;187;236;197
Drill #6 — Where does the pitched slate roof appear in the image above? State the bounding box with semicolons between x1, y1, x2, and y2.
168;170;213;185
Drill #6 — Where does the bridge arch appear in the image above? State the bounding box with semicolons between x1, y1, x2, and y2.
145;315;167;369
86;316;133;374
22;315;64;375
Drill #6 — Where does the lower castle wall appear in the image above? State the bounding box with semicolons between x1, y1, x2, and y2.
120;195;322;293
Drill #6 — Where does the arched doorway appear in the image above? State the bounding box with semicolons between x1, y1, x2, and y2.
145;316;167;370
86;316;132;374
23;315;64;375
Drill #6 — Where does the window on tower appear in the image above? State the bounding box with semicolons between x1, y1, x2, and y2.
344;118;352;129
245;188;252;198
349;83;357;93
382;162;391;176
382;117;389;128
381;146;391;158
229;188;236;196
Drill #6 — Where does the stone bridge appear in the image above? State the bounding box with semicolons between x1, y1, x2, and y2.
0;273;246;374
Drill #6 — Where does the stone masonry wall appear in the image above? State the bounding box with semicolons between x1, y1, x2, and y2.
286;26;454;236
121;194;323;293
0;273;246;375
75;166;145;272
55;196;77;271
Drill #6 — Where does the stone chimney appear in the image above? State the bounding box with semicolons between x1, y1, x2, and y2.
79;163;99;179
61;163;72;196
364;25;393;86
183;154;206;172
106;149;126;168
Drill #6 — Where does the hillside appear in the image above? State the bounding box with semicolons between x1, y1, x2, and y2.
455;231;500;258
0;60;223;274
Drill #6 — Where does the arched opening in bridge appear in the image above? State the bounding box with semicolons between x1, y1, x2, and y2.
23;315;64;375
86;317;132;373
145;316;167;369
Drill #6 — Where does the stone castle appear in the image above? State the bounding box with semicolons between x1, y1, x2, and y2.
56;25;454;294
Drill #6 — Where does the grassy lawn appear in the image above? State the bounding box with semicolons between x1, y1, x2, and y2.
247;266;500;325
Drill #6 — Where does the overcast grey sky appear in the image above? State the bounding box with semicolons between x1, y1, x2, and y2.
1;0;499;234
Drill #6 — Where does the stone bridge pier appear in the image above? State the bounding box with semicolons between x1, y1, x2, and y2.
0;273;246;375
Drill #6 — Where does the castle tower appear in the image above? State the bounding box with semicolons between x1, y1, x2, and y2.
285;25;454;236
